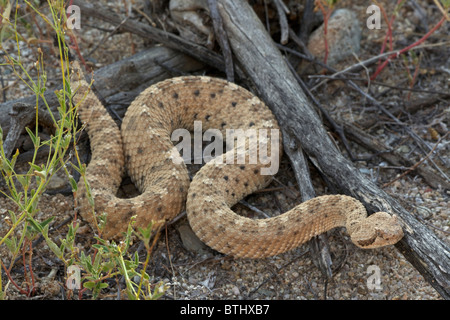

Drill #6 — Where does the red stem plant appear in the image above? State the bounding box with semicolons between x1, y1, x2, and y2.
371;1;448;80
315;0;336;65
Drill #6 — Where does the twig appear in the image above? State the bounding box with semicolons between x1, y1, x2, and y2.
71;0;245;79
341;121;450;189
276;43;330;70
288;27;311;58
247;249;308;298
303;41;450;91
273;0;289;44
404;93;450;114
272;176;299;199
283;56;359;162
416;215;450;236
0;258;30;296
164;211;186;226
133;5;156;27
27;240;36;296
346;78;449;181
239;200;270;218
371;16;447;80
298;0;316;42
382;132;449;188
22;242;31;295
207;0;234;82
309;75;449;95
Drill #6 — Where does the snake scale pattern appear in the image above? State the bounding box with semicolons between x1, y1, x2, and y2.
71;61;403;258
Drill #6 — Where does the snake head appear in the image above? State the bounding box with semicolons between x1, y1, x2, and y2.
350;212;404;249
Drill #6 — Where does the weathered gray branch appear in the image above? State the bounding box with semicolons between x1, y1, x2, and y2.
0;47;204;137
282;130;333;279
72;0;244;79
217;0;450;298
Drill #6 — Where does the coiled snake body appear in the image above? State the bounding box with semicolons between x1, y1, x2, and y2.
71;61;403;258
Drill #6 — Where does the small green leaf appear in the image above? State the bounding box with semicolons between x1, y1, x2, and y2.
16;174;29;188
9;188;18;202
25;127;40;148
40;216;54;229
27;217;43;233
34;169;47;180
70;162;86;175
92;244;109;252
98;282;109;289
4;237;17;253
80;252;94;274
8;210;17;224
42;226;63;258
65;76;72;96
29;163;42;172
1;156;10;172
66;221;79;240
10;148;19;170
62;133;72;147
59;242;66;255
69;176;78;192
42;224;49;238
83;281;96;290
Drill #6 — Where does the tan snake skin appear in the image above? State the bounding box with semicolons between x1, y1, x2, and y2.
71;61;403;258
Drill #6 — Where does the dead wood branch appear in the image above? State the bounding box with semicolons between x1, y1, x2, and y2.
216;0;450;298
382;132;449;188
0;47;204;138
3;103;39;158
71;0;244;79
208;0;234;82
282;130;333;279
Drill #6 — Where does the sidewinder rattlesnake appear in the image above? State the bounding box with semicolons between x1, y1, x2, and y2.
71;61;403;258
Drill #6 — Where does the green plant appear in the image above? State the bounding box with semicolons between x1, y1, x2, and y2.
0;0;76;298
0;0;166;300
